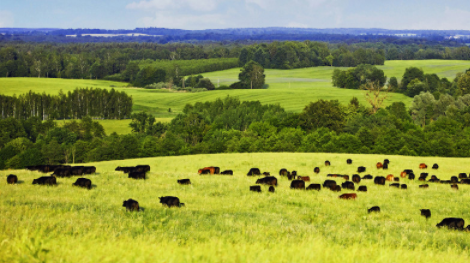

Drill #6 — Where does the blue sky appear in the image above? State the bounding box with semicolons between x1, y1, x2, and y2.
1;0;470;30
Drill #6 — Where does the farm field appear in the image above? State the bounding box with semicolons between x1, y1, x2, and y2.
1;60;469;119
1;152;470;262
55;118;173;135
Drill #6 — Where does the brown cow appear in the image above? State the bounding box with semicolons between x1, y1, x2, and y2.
339;193;357;200
400;171;407;178
297;176;310;182
343;175;350;181
386;174;394;181
199;167;216;175
419;163;428;169
376;162;383;169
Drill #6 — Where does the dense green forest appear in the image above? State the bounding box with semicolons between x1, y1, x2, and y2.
2;92;470;169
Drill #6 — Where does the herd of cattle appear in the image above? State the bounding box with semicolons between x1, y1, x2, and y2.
4;158;470;231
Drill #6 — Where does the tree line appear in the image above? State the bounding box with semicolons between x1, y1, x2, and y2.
0;88;133;120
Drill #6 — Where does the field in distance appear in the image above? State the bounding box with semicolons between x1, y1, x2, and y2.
1;152;470;262
55;118;173;135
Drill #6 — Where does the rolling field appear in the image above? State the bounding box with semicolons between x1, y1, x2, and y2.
55;118;173;135
1;153;470;262
2;60;469;120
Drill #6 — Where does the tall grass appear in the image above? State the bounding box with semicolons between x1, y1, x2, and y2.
1;152;470;262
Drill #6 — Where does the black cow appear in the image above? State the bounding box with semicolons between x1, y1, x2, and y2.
362;174;373;180
279;168;288;176
347;159;352;164
383;159;390;165
123;199;139;212
394;177;400;182
352;174;361;183
248;168;261;176
374;176;386;185
428;178;440;183
83;166;96;174
73;178;92;189
250;185;262;192
461;179;470;185
451;176;459;183
212;167;220;174
420;173;429;179
306;184;321;191
53;168;72;178
323;180;337;188
419;184;429;188
269;186;275;193
357;166;366;173
451;184;459;190
287;173;295;181
325;160;331;166
129;172;146;180
200;169;211;175
408;173;415;180
390;183;399;188
71;166;85;176
256;176;278;186
404;169;413;175
291;171;297;176
7;174;17;184
459;173;468;179
221;170;233;175
136;165;151;172
432;164;439;169
32;176;57;185
436;218;465;230
420;209;431;219
440;180;452;184
382;163;388;170
314;167;320;174
330;185;342;192
358;186;367;192
115;166;134;173
177;179;191;185
262;172;270;176
401;184;407;189
342;181;355;190
368;206;380;213
159;196;184;207
290;180;305;190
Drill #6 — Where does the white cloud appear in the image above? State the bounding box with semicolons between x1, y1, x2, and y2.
0;11;14;27
127;0;218;12
140;12;227;29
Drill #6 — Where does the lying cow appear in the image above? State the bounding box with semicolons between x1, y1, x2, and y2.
7;174;17;184
290;180;305;190
123;199;139;212
32;176;57;186
419;184;429;189
436;218;465;230
250;185;262;192
306;184;321;191
221;170;233;175
159;196;184;207
401;184;407;190
256;176;278;186
389;183;400;188
177;179;191;185
432;163;439;169
339;193;357;200
73;178;92;190
368;206;380;213
358;186;367;192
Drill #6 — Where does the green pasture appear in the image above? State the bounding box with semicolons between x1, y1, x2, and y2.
55;118;173;135
1;152;470;262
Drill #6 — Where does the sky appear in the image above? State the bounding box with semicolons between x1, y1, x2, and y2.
1;0;470;30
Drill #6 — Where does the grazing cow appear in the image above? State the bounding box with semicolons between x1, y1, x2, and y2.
451;176;459;183
374;176;386;185
419;184;429;188
177;179;191;185
347;159;352;164
420;209;431;219
7;174;18;184
339;193;357;200
342;181;355;190
279;169;289;176
376;162;383;169
461;179;470;185
436;218;465;230
159;196;183;207
419;163;428;169
368;206;380;213
136;165;151;172
459;173;468;179
383;159;390;165
290;180;306;190
291;171;297;176
71;166;85;176
357;166;366;173
330;185;342;192
362;175;373;180
358;186;367;192
32;176;57;186
408;173;415;180
314;167;320;174
394;177;400;182
389;183;400;188
386;174;394;181
451;184;459;190
53;168;72;178
352;174;361;183
432;164;439;169
269;186;275;193
298;176;310;182
382;163;388;170
221;170;233;175
401;184;407;189
306;184;321;191
199;167;216;175
262;172;270;176
83;166;96;174
342;175;350;181
247;168;261;176
250;185;262;192
123;199;139;212
323;180;337;189
325;160;331;166
256;176;278;186
129;171;146;180
72;178;92;189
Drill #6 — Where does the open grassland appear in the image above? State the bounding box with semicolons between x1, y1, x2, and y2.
1;60;469;119
1;152;470;262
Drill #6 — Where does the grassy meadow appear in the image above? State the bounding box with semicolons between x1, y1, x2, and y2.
2;60;470;120
55;118;173;135
1;152;470;262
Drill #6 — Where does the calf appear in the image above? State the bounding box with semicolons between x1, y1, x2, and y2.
256;176;278;186
432;163;439;169
389;183;400;188
32;176;57;186
419;184;429;189
436;218;465;230
221;170;233;175
357;166;366;173
419;163;428;169
290;180;305;190
368;206;380;213
306;184;321;191
250;185;262;192
376;162;383;169
323;180;337;189
451;184;459;190
177;179;191;185
53;168;72;178
279;168;288;176
269;186;275;193
314;167;320;174
129;171;146;180
159;196;184;207
358;186;367;192
7;174;18;184
347;159;353;164
401;184;407;190
297;176;310;182
420;209;431;219
72;178;92;189
339;193;357;200
330;185;342;192
247;168;261;176
341;181;355;190
325;160;331;166
386;174;394;181
123;199;139;212
374;176;386;185
352;174;361;183
362;175;373;180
